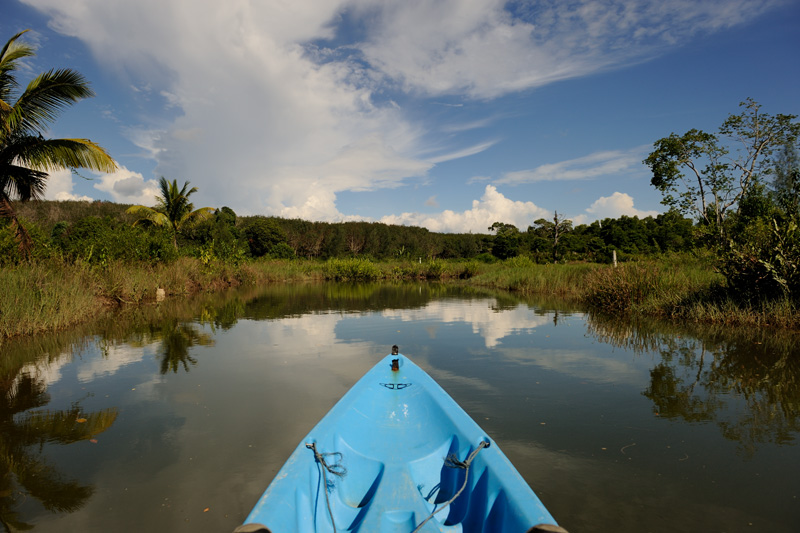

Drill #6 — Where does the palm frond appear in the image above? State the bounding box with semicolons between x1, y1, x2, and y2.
126;205;169;227
0;30;34;102
0;163;49;201
7;68;95;136
14;137;117;174
179;206;215;229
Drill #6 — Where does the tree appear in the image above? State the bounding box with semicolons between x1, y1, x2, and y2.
241;216;288;257
126;176;214;250
645;98;800;243
772;141;800;215
488;221;520;259
0;30;117;255
531;211;572;261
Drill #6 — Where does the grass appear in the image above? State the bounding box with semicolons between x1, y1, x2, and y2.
0;260;99;339
468;256;599;298
2;252;798;345
0;257;324;342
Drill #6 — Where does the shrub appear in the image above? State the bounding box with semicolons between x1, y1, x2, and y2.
268;242;296;259
425;259;446;279
54;216;177;265
323;257;382;281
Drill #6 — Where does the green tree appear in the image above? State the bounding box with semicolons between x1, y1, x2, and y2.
531;211;572;261
0;30;117;255
126;176;214;250
772;141;800;215
242;216;288;257
645;98;800;244
488;221;520;260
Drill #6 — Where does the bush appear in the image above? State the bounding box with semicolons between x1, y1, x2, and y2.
323;258;382;281
719;217;800;302
268;242;296;259
54;216;177;265
0;218;55;265
425;259;446;279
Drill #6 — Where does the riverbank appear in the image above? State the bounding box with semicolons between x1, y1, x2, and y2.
2;254;798;344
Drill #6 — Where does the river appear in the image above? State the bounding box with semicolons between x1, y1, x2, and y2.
1;282;798;532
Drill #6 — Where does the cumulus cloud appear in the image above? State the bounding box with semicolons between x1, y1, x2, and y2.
93;166;160;205
42;169;93;201
572;191;659;224
381;185;549;233
496;147;648;184
22;0;782;219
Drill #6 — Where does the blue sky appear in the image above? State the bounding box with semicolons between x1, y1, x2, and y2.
3;0;799;232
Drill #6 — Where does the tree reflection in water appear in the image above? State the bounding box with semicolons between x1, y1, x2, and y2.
0;371;117;531
122;319;215;374
587;312;800;455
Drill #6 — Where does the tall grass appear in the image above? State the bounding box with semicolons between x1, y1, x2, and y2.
0;257;324;343
583;257;722;315
469;257;599;297
0;261;99;339
3;253;798;344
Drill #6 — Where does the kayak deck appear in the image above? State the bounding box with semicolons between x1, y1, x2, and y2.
243;353;559;532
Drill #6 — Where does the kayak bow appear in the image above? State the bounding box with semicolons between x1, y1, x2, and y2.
239;348;565;533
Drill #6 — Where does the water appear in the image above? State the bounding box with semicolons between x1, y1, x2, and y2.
1;283;798;532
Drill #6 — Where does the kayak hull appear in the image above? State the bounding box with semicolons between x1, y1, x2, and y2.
243;353;559;532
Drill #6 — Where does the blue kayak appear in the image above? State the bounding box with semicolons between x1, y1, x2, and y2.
239;349;565;533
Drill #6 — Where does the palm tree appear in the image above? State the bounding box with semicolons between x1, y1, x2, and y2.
127;176;214;250
0;30;117;255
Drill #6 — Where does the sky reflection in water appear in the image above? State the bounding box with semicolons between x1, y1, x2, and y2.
2;283;798;532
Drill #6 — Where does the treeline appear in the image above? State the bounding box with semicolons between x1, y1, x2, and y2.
3;199;696;266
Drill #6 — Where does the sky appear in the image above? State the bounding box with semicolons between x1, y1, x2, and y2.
3;0;799;233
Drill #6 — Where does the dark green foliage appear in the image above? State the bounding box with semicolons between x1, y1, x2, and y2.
269;242;296;259
772;142;800;215
0;217;51;264
323;257;382;281
488;222;520;259
529;212;572;261
242;216;288;257
53;215;177;265
645;99;800;245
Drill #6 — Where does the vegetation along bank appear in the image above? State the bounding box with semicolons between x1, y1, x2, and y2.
1;27;798;342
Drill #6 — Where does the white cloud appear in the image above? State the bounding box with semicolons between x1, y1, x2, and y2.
22;0;783;220
352;0;782;98
573;192;660;224
381;184;548;233
42;168;93;201
425;140;498;165
496;147;647;185
93;166;160;205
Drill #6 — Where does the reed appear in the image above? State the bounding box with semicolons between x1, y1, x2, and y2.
469;258;598;297
2;253;798;345
583;257;722;315
0;261;100;339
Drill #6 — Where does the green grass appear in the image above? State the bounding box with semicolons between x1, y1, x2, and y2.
2;253;798;345
0;261;99;339
468;257;599;297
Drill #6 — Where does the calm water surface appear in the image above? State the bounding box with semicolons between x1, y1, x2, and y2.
2;283;798;532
